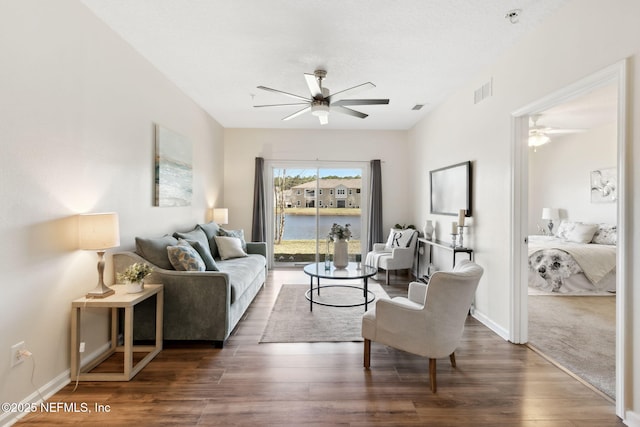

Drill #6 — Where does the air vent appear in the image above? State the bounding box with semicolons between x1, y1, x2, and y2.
412;104;425;111
474;78;493;104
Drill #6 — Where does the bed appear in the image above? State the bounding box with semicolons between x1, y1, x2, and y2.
528;221;616;294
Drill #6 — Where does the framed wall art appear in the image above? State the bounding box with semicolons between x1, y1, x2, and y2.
430;161;472;216
154;124;192;207
590;167;617;203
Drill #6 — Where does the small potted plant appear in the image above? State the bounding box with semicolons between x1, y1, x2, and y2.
117;262;153;293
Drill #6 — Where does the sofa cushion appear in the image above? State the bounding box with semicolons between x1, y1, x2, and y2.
174;227;218;271
214;235;248;260
217;254;266;303
197;221;221;258
167;240;206;271
135;235;178;270
218;227;247;251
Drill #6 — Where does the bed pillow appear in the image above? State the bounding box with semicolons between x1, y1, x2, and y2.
214;235;248;260
167;240;206;271
554;220;578;240
592;224;617;245
566;223;598;243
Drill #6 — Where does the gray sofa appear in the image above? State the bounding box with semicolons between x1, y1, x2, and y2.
113;221;267;347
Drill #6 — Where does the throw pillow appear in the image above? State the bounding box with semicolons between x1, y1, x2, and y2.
197;221;221;258
592;224;617;245
173;228;218;270
566;223;598;243
167;241;206;271
218;227;247;251
385;228;416;249
135;235;178;270
214;235;248;260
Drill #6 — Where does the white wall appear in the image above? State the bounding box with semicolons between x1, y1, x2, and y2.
408;0;640;420
529;122;617;234
0;0;224;419
223;129;411;237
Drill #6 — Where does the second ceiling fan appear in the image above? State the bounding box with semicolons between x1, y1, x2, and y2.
254;69;389;125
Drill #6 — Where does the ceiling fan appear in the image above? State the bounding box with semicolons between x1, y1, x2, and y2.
254;69;389;125
528;114;584;147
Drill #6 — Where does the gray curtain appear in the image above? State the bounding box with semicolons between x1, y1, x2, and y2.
251;157;266;242
367;159;383;251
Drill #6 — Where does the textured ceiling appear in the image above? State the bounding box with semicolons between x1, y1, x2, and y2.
81;0;569;130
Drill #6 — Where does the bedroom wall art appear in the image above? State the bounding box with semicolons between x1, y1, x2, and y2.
154;124;193;207
590;167;616;203
430;161;472;216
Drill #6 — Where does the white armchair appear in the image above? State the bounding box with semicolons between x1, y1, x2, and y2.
361;259;484;392
365;228;418;285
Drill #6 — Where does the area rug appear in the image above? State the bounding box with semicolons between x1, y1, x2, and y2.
528;295;615;399
260;283;389;343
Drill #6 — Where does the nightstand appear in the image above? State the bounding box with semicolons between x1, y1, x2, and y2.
70;284;163;381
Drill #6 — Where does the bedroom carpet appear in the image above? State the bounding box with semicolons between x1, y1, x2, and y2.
528;295;615;399
260;283;388;343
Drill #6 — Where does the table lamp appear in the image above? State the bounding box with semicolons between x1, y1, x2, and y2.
213;208;229;225
78;212;120;298
541;208;559;235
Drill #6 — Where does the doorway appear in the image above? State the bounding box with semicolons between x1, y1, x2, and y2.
510;60;628;417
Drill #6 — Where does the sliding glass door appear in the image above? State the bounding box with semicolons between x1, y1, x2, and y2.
268;161;368;268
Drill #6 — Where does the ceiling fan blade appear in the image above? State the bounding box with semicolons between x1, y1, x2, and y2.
332;105;368;119
544;128;586;134
257;85;310;102
328;82;375;103
254;102;309;108
304;73;322;98
332;99;389;106
282;106;311;121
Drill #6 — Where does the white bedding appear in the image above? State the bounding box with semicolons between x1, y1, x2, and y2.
528;235;616;294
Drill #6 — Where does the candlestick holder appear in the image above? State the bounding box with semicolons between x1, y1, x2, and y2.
458;225;468;248
450;233;458;248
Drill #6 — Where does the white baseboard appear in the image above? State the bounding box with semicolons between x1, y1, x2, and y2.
625;410;640;427
471;308;510;341
0;370;69;426
0;342;112;426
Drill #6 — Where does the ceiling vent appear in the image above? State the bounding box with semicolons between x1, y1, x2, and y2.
474;78;493;104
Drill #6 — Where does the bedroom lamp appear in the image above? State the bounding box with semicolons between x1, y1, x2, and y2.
541;208;559;235
213;208;229;225
78;212;120;298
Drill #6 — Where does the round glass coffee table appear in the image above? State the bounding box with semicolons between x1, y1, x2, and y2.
303;262;378;311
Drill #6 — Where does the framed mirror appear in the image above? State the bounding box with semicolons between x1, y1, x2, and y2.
430;161;472;216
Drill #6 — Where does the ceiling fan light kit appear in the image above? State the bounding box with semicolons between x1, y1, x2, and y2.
255;69;389;125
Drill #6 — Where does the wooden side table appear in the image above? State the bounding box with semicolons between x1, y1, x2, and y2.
70;284;163;381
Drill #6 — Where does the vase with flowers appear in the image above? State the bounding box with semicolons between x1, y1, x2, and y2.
328;223;351;268
117;262;153;293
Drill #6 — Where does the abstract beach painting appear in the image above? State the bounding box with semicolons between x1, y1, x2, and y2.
155;124;192;207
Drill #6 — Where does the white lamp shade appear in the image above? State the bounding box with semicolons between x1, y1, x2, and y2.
213;208;229;225
78;212;120;250
528;133;550;147
541;208;559;220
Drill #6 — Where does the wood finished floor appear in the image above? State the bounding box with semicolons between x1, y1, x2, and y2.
18;268;622;426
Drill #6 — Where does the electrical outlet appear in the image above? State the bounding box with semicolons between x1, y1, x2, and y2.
79;342;85;353
10;341;26;368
